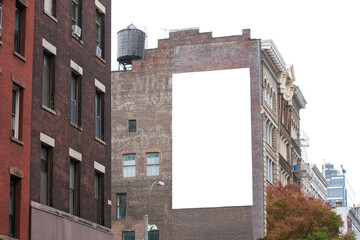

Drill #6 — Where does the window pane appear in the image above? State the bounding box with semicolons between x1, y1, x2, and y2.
9;179;16;237
42;53;51;107
40;147;49;205
122;232;135;240
14;6;21;53
0;5;3;38
44;0;53;15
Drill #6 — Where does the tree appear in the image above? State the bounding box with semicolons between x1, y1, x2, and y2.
260;183;355;240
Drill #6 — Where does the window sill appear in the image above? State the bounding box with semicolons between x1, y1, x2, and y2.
11;136;24;146
13;51;26;62
0;234;19;240
70;122;83;131
44;10;58;23
0;40;3;46
42;105;57;115
95;54;106;64
95;137;106;145
72;33;83;45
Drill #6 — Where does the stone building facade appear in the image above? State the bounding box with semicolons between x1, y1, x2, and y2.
29;0;112;239
112;28;307;239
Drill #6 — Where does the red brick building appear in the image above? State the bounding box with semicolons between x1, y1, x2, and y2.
111;28;308;240
29;0;112;239
111;29;264;240
0;0;34;239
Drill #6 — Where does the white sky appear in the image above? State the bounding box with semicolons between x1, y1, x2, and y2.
111;0;360;206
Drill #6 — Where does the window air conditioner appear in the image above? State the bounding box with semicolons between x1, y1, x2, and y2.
72;25;82;38
96;46;102;58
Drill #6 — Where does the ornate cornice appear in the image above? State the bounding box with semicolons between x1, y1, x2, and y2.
293;86;307;109
261;39;286;73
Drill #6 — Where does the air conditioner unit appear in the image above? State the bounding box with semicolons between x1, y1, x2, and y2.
72;25;82;38
96;46;102;57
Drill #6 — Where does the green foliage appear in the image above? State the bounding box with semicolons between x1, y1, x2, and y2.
259;184;356;240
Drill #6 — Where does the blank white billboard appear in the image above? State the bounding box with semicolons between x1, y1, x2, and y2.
172;68;253;209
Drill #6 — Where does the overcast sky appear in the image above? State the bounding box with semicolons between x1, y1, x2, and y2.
111;0;360;206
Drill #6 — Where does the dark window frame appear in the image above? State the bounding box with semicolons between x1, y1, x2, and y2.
95;9;104;58
149;230;159;240
0;3;3;38
70;72;81;126
116;193;126;219
14;1;26;55
8;177;17;237
129;120;136;132
42;51;55;109
40;145;52;206
95;90;104;140
122;231;135;240
69;159;80;216
95;171;104;225
11;84;23;140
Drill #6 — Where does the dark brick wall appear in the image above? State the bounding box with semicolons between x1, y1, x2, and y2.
30;0;111;228
0;0;34;239
112;29;264;239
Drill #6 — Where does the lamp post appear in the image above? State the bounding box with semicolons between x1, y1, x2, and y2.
145;180;165;240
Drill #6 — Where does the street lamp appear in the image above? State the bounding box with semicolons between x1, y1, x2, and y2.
145;180;165;240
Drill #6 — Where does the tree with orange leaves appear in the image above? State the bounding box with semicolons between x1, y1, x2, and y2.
260;184;355;240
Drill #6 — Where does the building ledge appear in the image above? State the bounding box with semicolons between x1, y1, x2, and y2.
30;201;112;235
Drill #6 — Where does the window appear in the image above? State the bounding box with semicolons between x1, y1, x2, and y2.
95;9;104;58
266;156;274;184
280;137;288;161
147;153;159;176
42;52;55;109
71;0;81;38
122;232;135;240
71;73;81;125
11;85;21;139
123;154;135;177
44;0;55;16
149;231;159;240
264;87;273;109
95;90;104;140
116;193;126;219
69;159;79;216
14;1;25;55
71;0;79;25
40;145;51;205
0;3;3;38
129;120;136;132
95;171;104;225
9;177;17;237
265;119;275;147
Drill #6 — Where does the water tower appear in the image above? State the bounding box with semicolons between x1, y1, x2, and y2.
117;24;145;70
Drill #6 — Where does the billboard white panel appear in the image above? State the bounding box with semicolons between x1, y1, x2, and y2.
172;68;253;209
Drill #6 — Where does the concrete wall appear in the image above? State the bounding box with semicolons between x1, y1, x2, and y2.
31;201;113;240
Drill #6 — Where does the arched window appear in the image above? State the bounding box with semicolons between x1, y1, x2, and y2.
266;119;274;147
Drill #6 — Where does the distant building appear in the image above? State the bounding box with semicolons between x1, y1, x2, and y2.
299;163;329;200
323;163;347;207
111;28;308;239
334;207;360;239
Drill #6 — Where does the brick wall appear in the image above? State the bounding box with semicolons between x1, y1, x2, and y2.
30;0;112;228
112;29;264;239
0;0;34;239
